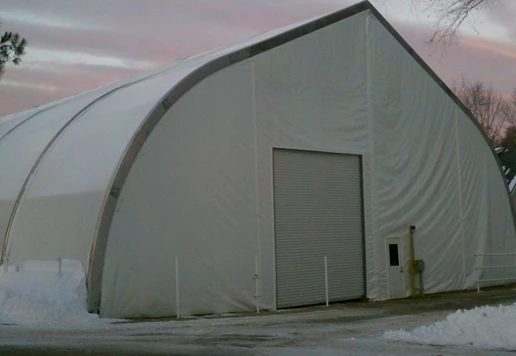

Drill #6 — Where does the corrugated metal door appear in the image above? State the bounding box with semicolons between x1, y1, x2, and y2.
273;149;365;308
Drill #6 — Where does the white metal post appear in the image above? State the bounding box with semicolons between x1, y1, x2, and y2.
255;256;260;313
58;257;62;277
474;252;516;292
324;256;329;307
175;256;180;319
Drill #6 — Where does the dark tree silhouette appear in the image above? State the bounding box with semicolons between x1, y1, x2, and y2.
0;21;27;79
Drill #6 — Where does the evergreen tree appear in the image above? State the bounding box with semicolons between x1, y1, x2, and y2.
0;21;27;79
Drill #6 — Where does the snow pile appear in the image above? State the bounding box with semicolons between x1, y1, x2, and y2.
384;303;516;350
0;259;114;327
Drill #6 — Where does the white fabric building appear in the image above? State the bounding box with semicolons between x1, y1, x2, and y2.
0;1;515;319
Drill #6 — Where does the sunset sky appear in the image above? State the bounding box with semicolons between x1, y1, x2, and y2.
0;0;515;117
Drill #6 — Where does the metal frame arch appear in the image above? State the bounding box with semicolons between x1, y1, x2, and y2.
0;77;150;264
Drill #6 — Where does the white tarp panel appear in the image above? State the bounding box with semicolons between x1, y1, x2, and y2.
0;3;326;275
0;111;35;139
101;61;258;318
368;14;464;298
0;71;167;265
457;114;516;286
0;89;115;264
369;13;515;295
0;91;94;140
253;13;369;308
483;145;516;284
1;27;288;270
6;68;192;266
101;13;369;318
456;110;490;286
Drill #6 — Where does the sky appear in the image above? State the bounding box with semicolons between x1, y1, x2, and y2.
0;0;515;118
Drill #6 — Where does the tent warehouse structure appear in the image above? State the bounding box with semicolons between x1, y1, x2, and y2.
0;1;515;319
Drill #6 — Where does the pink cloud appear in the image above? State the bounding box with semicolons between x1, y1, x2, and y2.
0;64;143;116
396;22;516;96
0;0;514;118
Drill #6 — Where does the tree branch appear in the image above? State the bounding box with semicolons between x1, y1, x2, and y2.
419;0;496;48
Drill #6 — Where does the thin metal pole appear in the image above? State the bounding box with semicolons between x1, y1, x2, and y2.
409;226;416;298
477;278;480;293
419;271;424;296
176;256;180;319
324;256;329;307
255;256;260;313
58;257;62;277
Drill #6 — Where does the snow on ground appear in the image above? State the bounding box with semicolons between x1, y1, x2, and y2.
0;260;515;354
0;259;115;327
0;278;515;355
383;303;516;350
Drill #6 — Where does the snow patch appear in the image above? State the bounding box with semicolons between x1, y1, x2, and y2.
0;259;116;327
383;303;516;350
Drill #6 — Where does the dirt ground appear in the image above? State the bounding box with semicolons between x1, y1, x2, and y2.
1;285;515;356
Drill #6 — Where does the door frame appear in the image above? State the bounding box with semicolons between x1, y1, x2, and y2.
385;236;405;299
271;147;367;308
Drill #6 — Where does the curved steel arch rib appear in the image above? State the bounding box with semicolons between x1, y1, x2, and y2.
0;77;151;265
0;106;64;265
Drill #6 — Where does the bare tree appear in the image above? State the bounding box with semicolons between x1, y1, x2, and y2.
495;91;516;186
453;76;515;145
501;90;516;148
416;0;498;47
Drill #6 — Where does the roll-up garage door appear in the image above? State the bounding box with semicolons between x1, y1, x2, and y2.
273;149;365;308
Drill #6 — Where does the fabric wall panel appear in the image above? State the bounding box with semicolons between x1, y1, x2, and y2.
456;111;489;286
253;13;369;307
1;89;115;265
7;69;183;267
102;13;369;318
101;62;257;318
369;15;464;297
